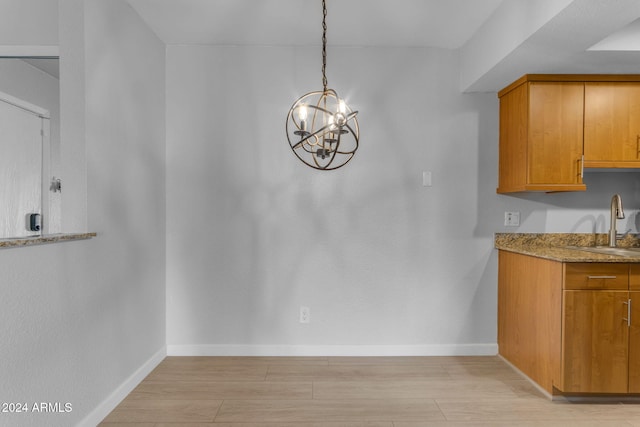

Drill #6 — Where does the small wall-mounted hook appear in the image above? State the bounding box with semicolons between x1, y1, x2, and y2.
50;177;61;193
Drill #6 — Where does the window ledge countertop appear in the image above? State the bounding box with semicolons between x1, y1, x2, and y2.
0;232;97;248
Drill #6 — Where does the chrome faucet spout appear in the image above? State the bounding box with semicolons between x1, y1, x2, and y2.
609;194;625;247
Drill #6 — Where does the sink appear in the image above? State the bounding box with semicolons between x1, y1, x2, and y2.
565;246;640;257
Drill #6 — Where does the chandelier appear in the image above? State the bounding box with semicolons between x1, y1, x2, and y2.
285;0;359;170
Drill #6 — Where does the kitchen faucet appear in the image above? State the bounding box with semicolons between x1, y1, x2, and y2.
609;194;625;247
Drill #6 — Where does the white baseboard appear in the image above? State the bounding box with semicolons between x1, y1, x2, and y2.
77;346;166;427
167;343;498;357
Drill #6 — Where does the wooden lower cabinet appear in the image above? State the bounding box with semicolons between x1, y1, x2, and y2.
498;251;561;393
498;251;640;395
630;291;640;393
562;290;629;393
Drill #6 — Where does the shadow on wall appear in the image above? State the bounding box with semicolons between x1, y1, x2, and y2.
473;92;500;239
496;171;640;233
509;172;640;207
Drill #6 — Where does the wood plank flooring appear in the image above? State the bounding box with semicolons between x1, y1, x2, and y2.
100;356;640;426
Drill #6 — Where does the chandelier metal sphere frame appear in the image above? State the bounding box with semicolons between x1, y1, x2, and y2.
286;0;359;171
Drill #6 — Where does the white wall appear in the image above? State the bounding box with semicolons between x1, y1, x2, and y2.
0;1;166;426
166;45;501;354
0;60;59;143
166;43;640;356
496;172;640;234
459;0;574;92
0;59;61;234
59;0;86;233
0;0;58;48
3;2;640;426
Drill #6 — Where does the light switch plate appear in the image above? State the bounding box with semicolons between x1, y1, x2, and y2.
422;171;432;187
299;306;310;323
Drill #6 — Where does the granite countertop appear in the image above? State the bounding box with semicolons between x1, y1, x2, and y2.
0;233;97;248
495;233;640;263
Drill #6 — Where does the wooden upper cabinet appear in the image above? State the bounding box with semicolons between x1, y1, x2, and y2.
498;77;586;193
584;82;640;166
528;82;585;188
498;74;640;193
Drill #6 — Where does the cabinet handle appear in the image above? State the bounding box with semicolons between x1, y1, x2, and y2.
637;135;640;159
623;299;631;327
587;275;617;279
577;156;584;180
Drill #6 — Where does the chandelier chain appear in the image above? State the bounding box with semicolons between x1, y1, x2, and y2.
321;0;328;92
285;0;359;170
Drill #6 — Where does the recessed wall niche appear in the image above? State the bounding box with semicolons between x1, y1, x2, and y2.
0;57;60;238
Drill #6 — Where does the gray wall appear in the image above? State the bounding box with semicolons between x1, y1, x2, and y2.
166;44;640;355
166;45;502;354
0;1;166;426
3;0;640;425
0;58;61;235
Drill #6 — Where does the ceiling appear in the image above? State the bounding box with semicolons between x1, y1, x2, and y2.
590;18;640;51
126;0;504;48
127;0;640;92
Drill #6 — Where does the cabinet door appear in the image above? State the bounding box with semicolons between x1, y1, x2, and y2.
498;82;528;192
562;290;629;393
630;292;640;393
584;82;640;163
630;264;640;290
528;82;584;187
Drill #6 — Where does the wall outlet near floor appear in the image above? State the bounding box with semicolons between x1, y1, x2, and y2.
299;306;310;323
504;211;520;227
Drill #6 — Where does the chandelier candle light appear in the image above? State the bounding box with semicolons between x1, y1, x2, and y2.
286;0;360;170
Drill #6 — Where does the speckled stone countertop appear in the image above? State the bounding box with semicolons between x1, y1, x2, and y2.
0;233;96;249
495;233;640;263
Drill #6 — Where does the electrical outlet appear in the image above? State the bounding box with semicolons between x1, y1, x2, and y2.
299;306;310;324
504;211;520;227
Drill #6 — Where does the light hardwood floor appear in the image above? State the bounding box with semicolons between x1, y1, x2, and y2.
100;356;640;426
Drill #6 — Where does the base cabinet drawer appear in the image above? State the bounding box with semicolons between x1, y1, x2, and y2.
564;263;629;290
